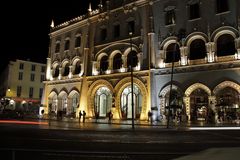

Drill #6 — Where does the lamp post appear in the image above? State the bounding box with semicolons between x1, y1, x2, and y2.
166;43;177;129
129;32;135;129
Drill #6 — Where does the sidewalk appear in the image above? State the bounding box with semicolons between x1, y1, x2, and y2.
38;116;240;131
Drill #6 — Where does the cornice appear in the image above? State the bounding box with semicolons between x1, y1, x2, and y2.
154;60;240;75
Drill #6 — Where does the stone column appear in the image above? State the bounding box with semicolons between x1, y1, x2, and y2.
235;38;240;59
148;33;155;68
180;46;188;66
206;42;215;62
68;65;73;78
58;67;62;80
46;58;52;80
158;50;165;68
183;96;191;121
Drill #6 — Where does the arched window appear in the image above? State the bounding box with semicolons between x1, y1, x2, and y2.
165;43;180;63
63;63;70;76
53;65;59;78
74;61;81;75
217;34;236;56
113;53;122;70
100;56;109;72
127;51;138;68
189;39;206;60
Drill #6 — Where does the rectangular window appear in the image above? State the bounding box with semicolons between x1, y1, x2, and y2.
39;88;43;99
216;0;229;13
17;86;22;97
75;36;81;48
114;24;120;38
30;73;35;81
189;3;200;20
127;21;135;34
101;28;107;41
29;87;34;98
19;63;24;70
18;72;23;80
41;66;45;73
40;75;45;82
31;65;36;71
165;10;176;25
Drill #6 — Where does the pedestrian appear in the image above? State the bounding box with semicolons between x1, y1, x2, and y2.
148;110;152;123
79;110;82;122
108;111;113;123
82;110;86;123
95;111;99;123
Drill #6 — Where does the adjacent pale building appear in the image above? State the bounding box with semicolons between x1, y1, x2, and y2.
0;59;46;110
43;0;240;123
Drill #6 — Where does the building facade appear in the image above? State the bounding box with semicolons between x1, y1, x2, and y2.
43;0;240;123
0;59;46;110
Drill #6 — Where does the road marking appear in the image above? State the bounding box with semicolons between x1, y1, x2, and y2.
189;127;240;130
0;120;48;125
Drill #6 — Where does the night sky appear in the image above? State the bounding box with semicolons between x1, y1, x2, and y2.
1;0;102;71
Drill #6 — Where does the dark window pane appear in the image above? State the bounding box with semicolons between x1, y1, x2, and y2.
216;0;229;13
100;56;108;72
65;40;70;50
101;28;107;41
75;36;81;47
189;3;200;19
114;24;120;38
128;21;135;34
217;34;236;56
113;53;122;70
165;10;175;25
189;39;206;60
55;43;60;53
165;43;180;63
127;51;138;68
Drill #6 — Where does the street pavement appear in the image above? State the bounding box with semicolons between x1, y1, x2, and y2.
1;117;240;160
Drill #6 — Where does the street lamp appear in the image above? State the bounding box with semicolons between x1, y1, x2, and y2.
129;32;135;129
166;43;177;129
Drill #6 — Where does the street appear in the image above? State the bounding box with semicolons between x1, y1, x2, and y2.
0;120;240;160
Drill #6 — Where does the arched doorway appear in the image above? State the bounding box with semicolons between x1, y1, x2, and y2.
48;92;58;114
190;88;209;121
216;87;240;122
68;91;79;117
120;85;142;119
94;87;112;117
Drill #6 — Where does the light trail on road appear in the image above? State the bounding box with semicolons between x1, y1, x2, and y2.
0;120;48;125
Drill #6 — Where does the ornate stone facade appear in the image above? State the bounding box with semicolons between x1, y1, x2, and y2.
43;0;240;123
